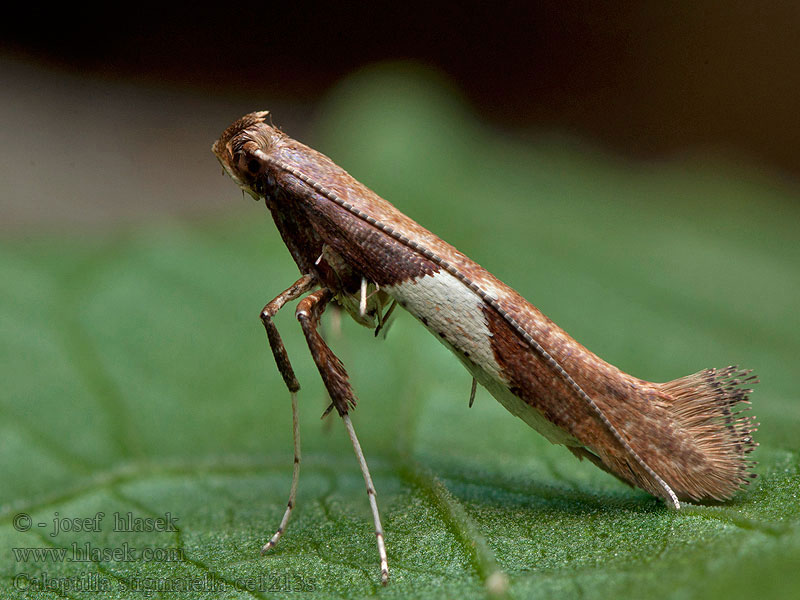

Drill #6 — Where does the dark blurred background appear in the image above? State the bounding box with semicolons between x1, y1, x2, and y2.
2;2;800;228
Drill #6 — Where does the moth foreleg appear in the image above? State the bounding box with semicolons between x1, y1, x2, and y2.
295;288;390;585
260;388;301;555
260;274;317;393
258;273;316;555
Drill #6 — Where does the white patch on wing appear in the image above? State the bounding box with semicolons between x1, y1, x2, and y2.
384;271;502;379
385;270;579;447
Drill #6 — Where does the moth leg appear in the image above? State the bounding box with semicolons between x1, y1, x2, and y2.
374;299;397;338
260;273;317;394
468;377;478;408
296;288;355;415
342;413;390;585
359;277;368;316
295;289;390;585
260;389;301;554
259;273;316;555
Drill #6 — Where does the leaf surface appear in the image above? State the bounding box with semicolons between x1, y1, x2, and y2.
2;66;798;599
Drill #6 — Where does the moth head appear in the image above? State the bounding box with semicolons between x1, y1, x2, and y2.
212;111;280;199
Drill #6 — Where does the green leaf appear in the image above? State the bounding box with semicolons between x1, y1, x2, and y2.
2;64;798;599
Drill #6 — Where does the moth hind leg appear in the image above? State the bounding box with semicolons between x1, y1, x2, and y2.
296;288;390;585
296;288;356;415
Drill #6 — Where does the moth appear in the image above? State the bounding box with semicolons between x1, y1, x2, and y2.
212;111;758;585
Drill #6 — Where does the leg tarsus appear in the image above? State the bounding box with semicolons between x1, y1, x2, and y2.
342;414;390;585
261;389;302;554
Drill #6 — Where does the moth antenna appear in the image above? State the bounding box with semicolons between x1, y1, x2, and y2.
342;413;389;585
261;391;302;554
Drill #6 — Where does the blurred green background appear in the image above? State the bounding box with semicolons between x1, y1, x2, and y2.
2;6;800;599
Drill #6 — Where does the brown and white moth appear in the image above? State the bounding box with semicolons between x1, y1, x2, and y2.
212;111;758;585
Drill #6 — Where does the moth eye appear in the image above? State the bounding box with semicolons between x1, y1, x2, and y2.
246;158;261;175
237;150;262;177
